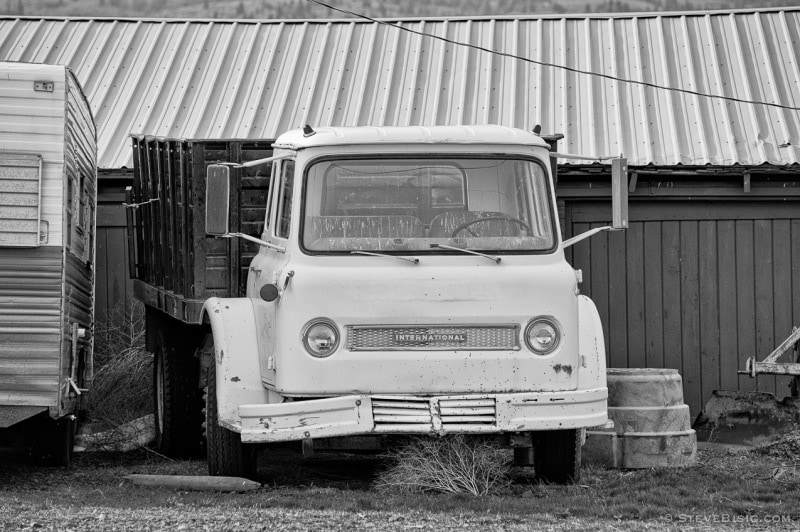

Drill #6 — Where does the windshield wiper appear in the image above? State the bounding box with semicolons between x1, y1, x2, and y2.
350;250;419;264
429;243;501;264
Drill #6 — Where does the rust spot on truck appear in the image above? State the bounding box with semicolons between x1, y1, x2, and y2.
297;416;322;427
231;376;241;382
553;364;573;376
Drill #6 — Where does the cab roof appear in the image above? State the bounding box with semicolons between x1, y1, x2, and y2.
273;125;550;151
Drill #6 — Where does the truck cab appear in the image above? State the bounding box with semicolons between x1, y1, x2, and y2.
201;125;623;483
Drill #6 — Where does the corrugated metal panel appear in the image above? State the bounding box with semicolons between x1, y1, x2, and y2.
1;9;799;168
0;247;63;407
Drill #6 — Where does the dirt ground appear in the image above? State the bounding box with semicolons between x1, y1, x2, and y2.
2;441;800;531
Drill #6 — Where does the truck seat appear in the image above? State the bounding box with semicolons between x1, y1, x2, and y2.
428;211;525;237
307;215;425;239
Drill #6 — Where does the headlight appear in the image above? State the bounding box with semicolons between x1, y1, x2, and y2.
302;318;340;357
524;317;560;354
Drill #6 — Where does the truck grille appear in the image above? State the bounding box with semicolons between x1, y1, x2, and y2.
372;396;497;428
346;325;519;351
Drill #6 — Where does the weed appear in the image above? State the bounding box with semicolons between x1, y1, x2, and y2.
376;435;511;496
86;301;150;427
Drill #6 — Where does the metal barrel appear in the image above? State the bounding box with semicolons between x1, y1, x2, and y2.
584;368;697;469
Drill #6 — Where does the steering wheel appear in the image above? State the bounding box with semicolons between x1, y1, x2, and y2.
450;215;531;238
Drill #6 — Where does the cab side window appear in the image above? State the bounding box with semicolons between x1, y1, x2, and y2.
276;160;295;239
264;161;277;234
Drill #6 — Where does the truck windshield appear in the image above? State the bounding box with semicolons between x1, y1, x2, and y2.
302;157;555;253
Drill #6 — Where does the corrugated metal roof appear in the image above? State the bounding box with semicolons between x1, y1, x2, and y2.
1;9;800;168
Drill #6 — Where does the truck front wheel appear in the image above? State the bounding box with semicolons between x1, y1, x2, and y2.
533;429;581;484
205;361;257;479
153;324;204;458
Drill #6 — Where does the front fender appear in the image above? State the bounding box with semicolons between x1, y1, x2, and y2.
201;297;270;431
578;295;608;390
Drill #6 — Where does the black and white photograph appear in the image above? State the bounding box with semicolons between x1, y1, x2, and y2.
1;1;800;530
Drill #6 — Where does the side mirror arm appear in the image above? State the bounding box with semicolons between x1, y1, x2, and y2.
562;226;623;248
222;232;285;253
559;155;628;248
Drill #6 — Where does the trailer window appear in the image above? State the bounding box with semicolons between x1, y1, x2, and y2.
77;173;87;235
66;174;75;247
0;153;42;247
302;157;555;254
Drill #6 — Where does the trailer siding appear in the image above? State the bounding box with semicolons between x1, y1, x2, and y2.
0;63;96;421
0;64;68;245
0;247;62;406
62;70;97;403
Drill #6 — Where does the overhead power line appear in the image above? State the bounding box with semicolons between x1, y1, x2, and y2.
307;0;800;112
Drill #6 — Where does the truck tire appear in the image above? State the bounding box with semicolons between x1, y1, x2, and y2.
533;429;581;484
205;361;257;479
29;415;75;467
153;324;204;458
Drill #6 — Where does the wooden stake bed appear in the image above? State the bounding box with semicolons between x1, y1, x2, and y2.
127;137;273;324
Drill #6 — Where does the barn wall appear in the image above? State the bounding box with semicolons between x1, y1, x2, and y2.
94;164;800;417
561;169;800;416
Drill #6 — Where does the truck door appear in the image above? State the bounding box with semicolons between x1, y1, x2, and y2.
249;159;294;386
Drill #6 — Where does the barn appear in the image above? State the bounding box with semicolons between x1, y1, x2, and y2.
2;7;799;415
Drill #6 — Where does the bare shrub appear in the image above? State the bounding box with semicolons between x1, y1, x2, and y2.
376;435;511;496
87;300;151;426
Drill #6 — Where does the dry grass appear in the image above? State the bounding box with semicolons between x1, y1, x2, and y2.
87;301;151;427
376;436;512;496
3;446;799;530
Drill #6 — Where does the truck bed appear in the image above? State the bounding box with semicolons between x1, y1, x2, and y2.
129;137;273;323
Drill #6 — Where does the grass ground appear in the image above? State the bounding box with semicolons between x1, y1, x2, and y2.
1;445;799;531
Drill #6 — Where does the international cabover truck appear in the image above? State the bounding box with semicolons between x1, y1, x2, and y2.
130;125;627;483
0;62;97;466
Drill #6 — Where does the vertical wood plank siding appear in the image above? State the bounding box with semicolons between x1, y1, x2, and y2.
96;175;134;323
566;199;800;415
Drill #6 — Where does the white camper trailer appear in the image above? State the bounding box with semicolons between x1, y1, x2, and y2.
0;62;97;465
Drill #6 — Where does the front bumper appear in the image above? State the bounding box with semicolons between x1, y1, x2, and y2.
237;387;607;443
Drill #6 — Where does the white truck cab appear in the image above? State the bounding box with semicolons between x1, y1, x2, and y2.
202;125;627;483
